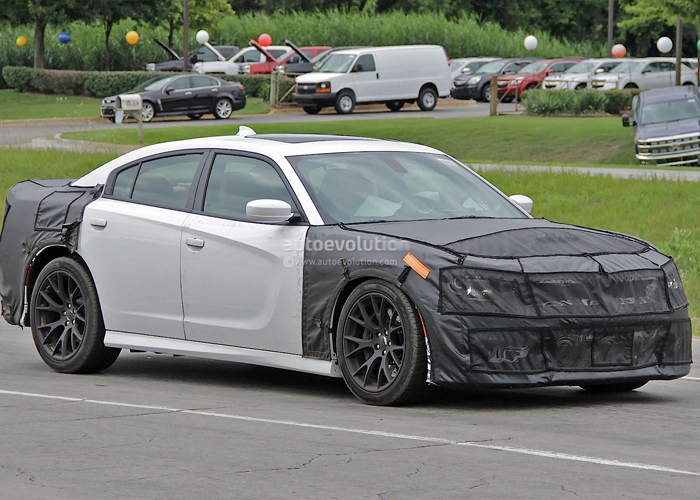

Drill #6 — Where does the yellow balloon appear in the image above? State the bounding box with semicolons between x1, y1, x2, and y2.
125;31;139;45
16;36;27;47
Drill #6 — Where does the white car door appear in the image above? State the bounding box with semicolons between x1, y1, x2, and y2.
79;152;205;338
351;54;381;103
180;153;307;354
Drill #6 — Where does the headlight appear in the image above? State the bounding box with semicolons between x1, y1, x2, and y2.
316;81;331;93
244;64;251;74
468;76;481;85
102;97;116;104
279;66;285;74
512;77;524;84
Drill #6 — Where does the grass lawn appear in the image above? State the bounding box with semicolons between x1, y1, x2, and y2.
0;89;101;120
0;146;697;327
64;115;639;166
0;89;269;121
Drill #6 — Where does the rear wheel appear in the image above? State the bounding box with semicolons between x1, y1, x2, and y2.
30;257;120;374
334;90;356;114
417;87;438;111
336;280;427;405
302;105;322;115
385;100;404;112
580;380;648;393
214;98;233;119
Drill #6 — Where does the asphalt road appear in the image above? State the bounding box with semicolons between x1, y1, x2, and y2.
1;320;698;499
0;100;519;148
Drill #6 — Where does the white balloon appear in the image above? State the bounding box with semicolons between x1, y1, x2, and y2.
196;30;210;45
657;36;673;53
524;35;538;51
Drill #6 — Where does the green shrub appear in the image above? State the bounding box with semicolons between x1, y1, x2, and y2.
2;65;285;99
522;88;642;116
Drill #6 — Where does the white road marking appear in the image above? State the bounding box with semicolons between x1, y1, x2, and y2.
1;388;699;477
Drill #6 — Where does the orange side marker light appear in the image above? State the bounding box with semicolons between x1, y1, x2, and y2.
403;253;430;279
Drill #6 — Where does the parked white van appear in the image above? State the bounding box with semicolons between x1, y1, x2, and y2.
292;45;451;114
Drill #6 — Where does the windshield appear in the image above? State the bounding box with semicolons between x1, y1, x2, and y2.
565;61;597;74
611;62;642;74
518;61;549;74
132;77;171;91
316;54;356;73
477;60;508;73
641;98;700;125
288;152;526;224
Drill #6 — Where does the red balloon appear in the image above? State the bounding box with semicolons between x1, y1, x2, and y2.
258;33;272;47
611;44;626;58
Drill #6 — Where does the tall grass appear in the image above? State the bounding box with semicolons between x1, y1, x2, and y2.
1;12;605;86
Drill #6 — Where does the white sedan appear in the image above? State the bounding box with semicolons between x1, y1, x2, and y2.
0;128;691;405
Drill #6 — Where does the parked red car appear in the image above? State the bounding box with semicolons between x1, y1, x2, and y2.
497;58;582;101
243;40;331;75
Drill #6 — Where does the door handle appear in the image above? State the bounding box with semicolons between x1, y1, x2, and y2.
186;237;205;248
376;73;379;79
90;218;107;228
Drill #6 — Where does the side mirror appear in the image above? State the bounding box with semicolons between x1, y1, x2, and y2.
622;115;630;127
595;68;605;74
509;195;533;214
246;199;294;223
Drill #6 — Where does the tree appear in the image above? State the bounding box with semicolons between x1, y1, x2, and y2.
160;0;235;48
0;0;83;68
83;0;170;71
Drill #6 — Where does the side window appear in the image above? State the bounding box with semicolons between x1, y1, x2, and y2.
112;153;202;210
661;62;676;72
645;63;661;73
237;51;262;63
191;75;216;88
196;49;219;62
548;63;566;73
506;62;524;73
354;55;376;72
286;54;303;64
202;154;297;220
167;77;192;91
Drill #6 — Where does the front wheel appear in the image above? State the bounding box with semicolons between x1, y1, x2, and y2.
336;280;427;405
417;87;437;111
141;101;155;122
580;380;648;393
30;257;120;374
214;98;233;119
334;90;356;114
481;84;492;102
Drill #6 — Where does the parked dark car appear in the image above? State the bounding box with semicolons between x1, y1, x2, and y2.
146;39;239;72
450;58;537;102
623;85;700;166
100;74;246;122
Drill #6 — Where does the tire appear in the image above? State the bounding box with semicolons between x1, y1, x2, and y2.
214;98;233;119
302;105;322;115
417;87;438;111
481;84;491;102
385;100;404;112
334;90;355;114
141;101;155;123
30;257;120;374
580;380;648;393
336;279;427;406
188;113;203;120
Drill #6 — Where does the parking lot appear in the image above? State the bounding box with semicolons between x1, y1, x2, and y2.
1;319;698;499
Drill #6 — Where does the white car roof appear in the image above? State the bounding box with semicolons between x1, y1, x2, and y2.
73;131;443;187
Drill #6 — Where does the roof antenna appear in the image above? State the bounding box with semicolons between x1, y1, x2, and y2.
236;126;256;137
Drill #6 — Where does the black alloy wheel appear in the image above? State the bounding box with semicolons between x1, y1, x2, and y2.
30;257;120;374
337;280;427;405
482;84;491;102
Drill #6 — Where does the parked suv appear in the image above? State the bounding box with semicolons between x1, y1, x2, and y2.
497;58;582;101
622;86;700;166
543;58;621;91
593;58;697;90
451;58;537;102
